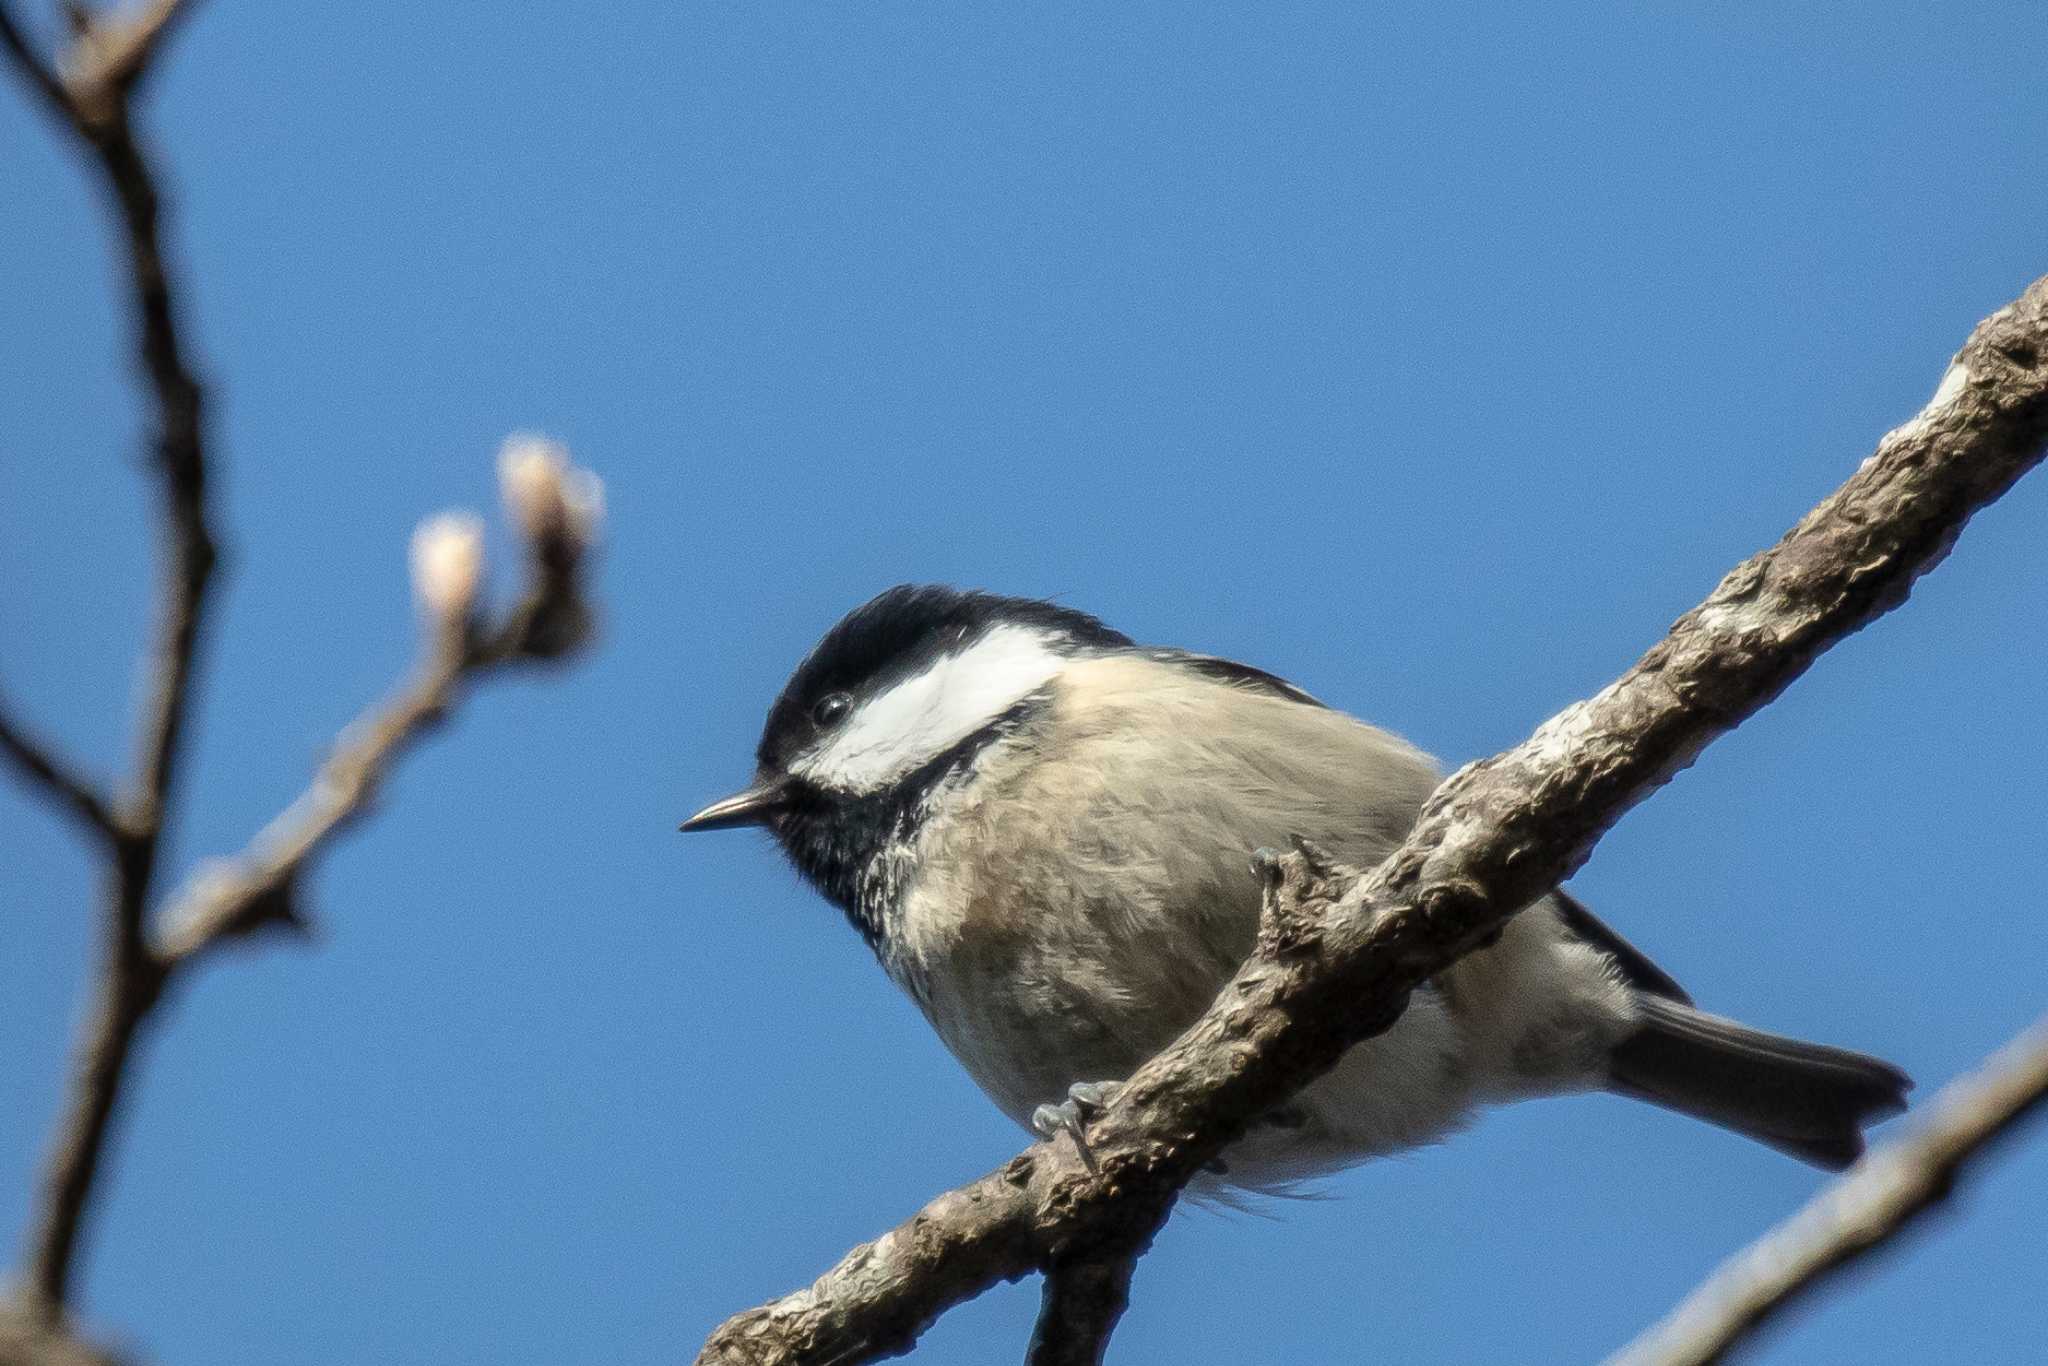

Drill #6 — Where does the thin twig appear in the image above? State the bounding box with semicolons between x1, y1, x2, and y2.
19;891;165;1318
81;33;218;845
1;0;209;1322
3;10;599;1348
1027;1255;1139;1366
155;580;589;966
15;529;595;1327
0;707;117;841
151;635;465;963
1608;1015;2048;1366
0;3;68;117
697;278;2048;1365
3;0;220;846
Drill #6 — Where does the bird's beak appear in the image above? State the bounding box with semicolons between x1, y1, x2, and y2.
680;776;794;832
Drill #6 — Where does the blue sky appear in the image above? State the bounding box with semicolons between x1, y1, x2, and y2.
4;4;2047;1363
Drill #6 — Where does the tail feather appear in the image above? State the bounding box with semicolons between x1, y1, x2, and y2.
1607;996;1911;1171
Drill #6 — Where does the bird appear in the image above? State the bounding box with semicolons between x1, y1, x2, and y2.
683;584;1909;1188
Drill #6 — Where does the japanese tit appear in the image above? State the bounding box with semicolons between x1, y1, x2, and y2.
684;585;1908;1187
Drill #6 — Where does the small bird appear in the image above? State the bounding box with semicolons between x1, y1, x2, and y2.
684;584;1908;1187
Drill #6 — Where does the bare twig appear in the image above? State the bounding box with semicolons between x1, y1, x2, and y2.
18;910;164;1327
11;454;599;1338
3;0;220;844
697;278;2048;1365
1026;1255;1138;1366
2;0;212;1325
150;631;464;962
0;707;117;841
0;5;65;116
1608;1014;2048;1366
2;0;212;840
79;26;217;846
154;534;597;966
2;10;602;1355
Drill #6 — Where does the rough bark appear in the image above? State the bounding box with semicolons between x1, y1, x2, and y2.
1025;1252;1138;1366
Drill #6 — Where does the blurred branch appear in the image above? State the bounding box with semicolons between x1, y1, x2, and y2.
2;1;215;1336
2;0;219;842
0;5;68;115
0;708;116;842
1609;1014;2048;1366
8;448;600;1358
1026;1254;1137;1366
697;276;2048;1366
0;8;601;1362
155;467;601;966
0;1310;117;1366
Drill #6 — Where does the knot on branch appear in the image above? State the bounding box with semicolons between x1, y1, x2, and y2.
1415;879;1488;940
1251;836;1353;961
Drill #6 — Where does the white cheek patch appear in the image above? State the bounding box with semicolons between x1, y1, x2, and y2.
798;625;1068;792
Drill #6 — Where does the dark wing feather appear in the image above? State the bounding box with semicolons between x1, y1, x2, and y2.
1141;649;1328;709
1554;890;1691;1003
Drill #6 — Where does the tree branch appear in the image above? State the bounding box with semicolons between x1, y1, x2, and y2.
154;521;599;966
1608;1013;2048;1366
0;707;117;842
3;0;211;848
84;16;217;847
0;7;62;118
2;0;219;849
696;276;2048;1365
1026;1254;1138;1366
11;455;600;1338
3;11;603;1355
2;1;211;1328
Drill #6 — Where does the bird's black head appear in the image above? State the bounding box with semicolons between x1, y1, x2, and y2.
754;584;1128;778
681;585;1129;940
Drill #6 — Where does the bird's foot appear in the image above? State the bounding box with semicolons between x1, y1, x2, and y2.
1032;1080;1123;1168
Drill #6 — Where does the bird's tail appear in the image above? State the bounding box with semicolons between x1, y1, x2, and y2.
1605;995;1911;1170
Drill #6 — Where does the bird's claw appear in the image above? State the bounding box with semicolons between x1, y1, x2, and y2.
1031;1080;1123;1167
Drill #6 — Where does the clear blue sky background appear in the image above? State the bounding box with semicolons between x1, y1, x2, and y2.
4;5;2047;1363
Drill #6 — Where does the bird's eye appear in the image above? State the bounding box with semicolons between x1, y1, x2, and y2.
811;692;852;728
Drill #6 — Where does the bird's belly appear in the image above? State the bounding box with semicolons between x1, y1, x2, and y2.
881;785;1629;1186
1236;987;1475;1183
889;890;1484;1184
914;955;1482;1188
894;932;1181;1130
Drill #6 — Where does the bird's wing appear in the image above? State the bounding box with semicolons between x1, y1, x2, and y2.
1138;648;1329;709
1141;649;1693;1005
1551;890;1692;1003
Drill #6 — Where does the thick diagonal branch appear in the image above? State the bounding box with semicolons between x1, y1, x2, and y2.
697;276;2048;1366
1608;1014;2048;1366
